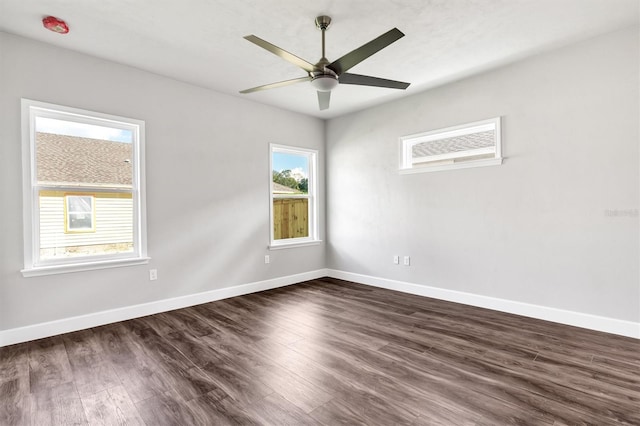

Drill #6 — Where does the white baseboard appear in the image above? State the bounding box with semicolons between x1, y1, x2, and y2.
0;269;329;347
326;269;640;339
2;268;637;346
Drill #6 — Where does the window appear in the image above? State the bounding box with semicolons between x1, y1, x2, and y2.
400;117;502;173
65;194;95;232
270;144;319;248
21;99;148;276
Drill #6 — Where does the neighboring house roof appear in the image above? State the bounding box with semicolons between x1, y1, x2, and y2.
273;182;301;194
412;130;495;158
36;132;132;187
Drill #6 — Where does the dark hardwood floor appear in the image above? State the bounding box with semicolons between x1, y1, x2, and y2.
1;277;639;425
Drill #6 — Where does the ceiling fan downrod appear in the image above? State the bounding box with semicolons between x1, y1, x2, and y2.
312;15;338;93
315;15;332;60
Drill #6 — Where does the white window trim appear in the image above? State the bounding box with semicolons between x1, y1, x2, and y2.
399;117;503;174
21;99;149;276
269;144;320;249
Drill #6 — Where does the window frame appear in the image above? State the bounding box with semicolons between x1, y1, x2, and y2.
21;99;149;277
269;144;319;249
64;194;96;233
399;117;502;174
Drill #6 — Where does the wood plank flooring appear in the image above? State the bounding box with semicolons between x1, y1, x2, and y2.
1;277;639;425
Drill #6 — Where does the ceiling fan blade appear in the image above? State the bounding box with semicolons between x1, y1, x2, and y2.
244;35;316;73
339;73;410;90
317;91;331;110
240;76;311;94
328;28;405;76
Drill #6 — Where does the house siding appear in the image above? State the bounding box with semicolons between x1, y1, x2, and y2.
39;191;133;250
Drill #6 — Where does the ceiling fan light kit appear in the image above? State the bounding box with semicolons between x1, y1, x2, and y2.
240;15;410;110
311;75;338;91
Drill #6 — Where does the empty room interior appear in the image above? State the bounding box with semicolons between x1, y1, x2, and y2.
0;1;639;424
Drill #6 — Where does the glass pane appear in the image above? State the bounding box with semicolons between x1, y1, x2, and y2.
273;198;309;240
67;196;92;213
35;117;133;188
272;152;309;194
68;213;92;230
412;129;495;159
39;191;134;260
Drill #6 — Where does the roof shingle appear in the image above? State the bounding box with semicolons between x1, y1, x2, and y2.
36;132;132;187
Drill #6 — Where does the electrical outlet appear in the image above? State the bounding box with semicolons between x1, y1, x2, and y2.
403;256;410;266
149;269;158;280
393;255;399;265
264;255;270;264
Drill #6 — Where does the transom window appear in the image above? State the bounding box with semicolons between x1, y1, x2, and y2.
269;144;319;248
400;117;502;173
21;99;148;276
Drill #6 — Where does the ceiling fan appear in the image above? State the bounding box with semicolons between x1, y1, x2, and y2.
239;16;410;111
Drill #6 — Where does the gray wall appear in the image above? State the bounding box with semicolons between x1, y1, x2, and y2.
326;27;639;322
1;26;638;334
0;32;325;331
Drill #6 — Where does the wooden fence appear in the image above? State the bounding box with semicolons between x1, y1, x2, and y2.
273;198;308;240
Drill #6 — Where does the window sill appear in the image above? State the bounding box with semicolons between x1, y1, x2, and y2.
21;256;151;277
399;157;503;174
269;240;323;250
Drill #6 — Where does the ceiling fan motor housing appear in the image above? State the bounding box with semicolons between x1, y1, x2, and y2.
311;56;338;91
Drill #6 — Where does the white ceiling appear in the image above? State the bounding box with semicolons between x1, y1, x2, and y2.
1;1;638;119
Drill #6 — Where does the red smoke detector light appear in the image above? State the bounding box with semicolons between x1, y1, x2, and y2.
42;16;69;34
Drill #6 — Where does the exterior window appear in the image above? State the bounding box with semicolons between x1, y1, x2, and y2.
400;117;502;173
270;144;318;247
65;195;95;232
21;99;148;276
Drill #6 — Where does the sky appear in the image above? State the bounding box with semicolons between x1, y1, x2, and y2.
273;152;308;179
36;117;133;143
